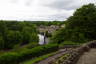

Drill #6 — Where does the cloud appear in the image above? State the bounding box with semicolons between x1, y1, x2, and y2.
0;0;95;21
43;0;96;10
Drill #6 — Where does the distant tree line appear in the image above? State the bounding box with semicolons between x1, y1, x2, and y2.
26;21;65;26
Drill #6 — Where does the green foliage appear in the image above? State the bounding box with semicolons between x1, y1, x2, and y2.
59;41;81;48
0;52;20;64
28;21;63;26
5;31;22;48
0;21;38;50
0;36;4;49
21;43;39;49
0;44;58;64
52;3;96;43
45;31;52;37
22;51;58;64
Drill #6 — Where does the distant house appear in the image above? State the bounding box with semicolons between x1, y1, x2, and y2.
38;25;60;34
61;24;65;28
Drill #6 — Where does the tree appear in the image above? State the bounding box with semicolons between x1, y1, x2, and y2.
52;4;96;43
5;31;22;48
0;36;4;49
0;21;39;50
21;25;38;45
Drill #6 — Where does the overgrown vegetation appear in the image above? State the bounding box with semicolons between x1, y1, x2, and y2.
22;51;58;64
0;44;58;64
59;41;81;48
0;21;38;50
52;4;96;43
0;3;95;64
27;21;64;26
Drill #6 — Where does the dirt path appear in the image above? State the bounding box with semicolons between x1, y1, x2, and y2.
35;49;69;64
77;49;96;64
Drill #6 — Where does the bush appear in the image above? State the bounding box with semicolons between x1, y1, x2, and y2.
0;44;58;64
59;41;81;48
0;52;20;64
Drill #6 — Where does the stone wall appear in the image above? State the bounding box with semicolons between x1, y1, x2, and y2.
51;40;96;64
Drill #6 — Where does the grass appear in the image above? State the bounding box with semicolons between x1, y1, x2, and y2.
21;51;58;64
59;41;82;47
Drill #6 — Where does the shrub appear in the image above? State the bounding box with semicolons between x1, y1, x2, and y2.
0;44;58;64
59;41;81;48
0;52;20;64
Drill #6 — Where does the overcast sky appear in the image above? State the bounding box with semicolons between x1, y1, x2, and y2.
0;0;95;21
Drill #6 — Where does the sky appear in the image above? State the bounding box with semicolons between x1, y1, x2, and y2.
0;0;95;21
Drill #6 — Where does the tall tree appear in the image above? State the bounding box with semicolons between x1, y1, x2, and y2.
52;4;96;43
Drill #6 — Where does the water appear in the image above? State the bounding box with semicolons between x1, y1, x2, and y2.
38;34;45;45
38;34;49;45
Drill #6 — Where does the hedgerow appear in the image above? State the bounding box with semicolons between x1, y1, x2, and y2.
0;44;58;64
